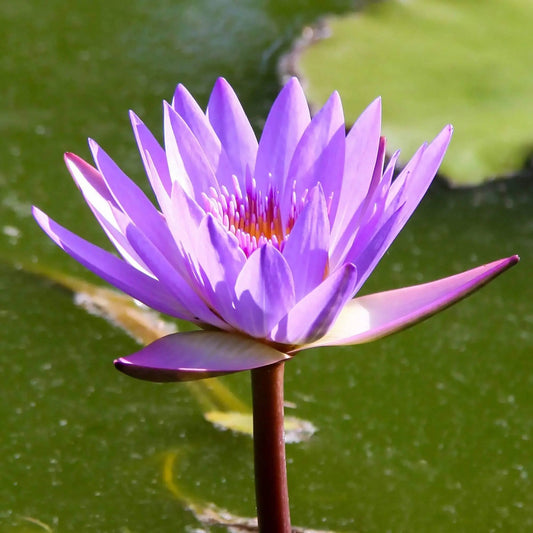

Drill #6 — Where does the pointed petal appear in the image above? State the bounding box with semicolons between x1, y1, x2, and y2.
32;207;191;319
347;205;404;295
235;244;295;338
255;78;310;191
193;215;246;324
125;223;229;330
163;102;219;200
283;91;345;223
166;181;204;252
282;184;330;301
64;153;152;275
64;154;135;260
114;330;290;382
88;140;179;261
172;84;235;190
389;125;453;215
330;98;382;248
346;125;453;290
272;263;357;346
305;256;519;349
206;78;258;182
328;140;398;270
130;111;172;207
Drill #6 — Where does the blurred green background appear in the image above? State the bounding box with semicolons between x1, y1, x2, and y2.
1;1;531;531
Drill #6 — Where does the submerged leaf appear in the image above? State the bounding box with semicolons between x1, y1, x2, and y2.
288;0;533;185
161;450;334;532
205;411;316;442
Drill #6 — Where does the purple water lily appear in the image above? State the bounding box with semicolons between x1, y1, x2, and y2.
33;78;518;381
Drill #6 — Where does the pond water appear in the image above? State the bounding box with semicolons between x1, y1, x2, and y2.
1;1;531;531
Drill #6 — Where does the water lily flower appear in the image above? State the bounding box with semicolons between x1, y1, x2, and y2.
33;78;518;381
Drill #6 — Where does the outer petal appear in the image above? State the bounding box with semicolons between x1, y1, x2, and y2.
64;153;151;275
206;78;258;183
330;98;382;249
388;125;453;217
114;330;290;382
32;207;192;319
254;78;310;192
235;244;295;338
302;256;519;350
282;184;330;301
272;263;357;346
125;223;229;330
88;140;179;263
329;141;399;270
346;126;453;292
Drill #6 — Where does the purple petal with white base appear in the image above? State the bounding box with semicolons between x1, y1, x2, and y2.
302;256;519;350
114;331;290;382
273;263;357;346
33;77;519;381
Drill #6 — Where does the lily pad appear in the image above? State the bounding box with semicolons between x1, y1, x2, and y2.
287;0;533;185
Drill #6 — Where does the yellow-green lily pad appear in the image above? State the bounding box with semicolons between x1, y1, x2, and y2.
287;0;533;185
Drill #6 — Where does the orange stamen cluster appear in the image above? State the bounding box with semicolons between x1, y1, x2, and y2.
202;175;299;257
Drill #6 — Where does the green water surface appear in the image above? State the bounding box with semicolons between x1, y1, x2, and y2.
1;1;531;531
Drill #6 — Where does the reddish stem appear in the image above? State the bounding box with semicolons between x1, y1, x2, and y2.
251;361;291;532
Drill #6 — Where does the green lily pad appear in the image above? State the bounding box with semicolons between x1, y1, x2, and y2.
288;0;533;185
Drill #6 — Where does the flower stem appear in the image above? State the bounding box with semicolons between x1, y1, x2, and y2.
251;361;291;532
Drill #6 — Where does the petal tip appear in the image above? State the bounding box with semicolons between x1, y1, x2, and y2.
129;109;142;125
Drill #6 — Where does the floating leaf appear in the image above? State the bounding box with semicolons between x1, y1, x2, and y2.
287;0;533;185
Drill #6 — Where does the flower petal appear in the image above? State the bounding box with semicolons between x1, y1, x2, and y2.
283;90;345;224
88;139;178;260
172;83;235;190
125;222;229;330
272;263;358;346
389;125;453;217
255;78;310;192
206;78;258;183
347;204;404;295
32;207;191;319
114;330;290;382
129;111;172;207
304;256;519;349
346;125;453;291
282;184;330;301
64;153;151;275
235;244;295;338
328;139;398;270
330;98;382;249
193;215;246;325
163;102;219;200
